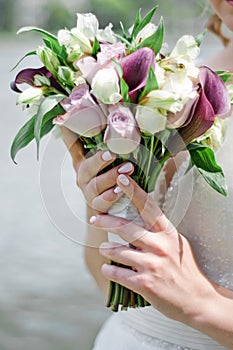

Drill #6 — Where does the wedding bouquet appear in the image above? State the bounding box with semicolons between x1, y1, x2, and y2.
11;6;232;311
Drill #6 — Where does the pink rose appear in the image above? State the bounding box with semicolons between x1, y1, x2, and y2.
104;105;141;154
53;84;106;137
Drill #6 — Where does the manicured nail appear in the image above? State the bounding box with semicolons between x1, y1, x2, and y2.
118;174;130;186
102;151;112;161
89;215;97;224
114;186;123;194
118;162;133;173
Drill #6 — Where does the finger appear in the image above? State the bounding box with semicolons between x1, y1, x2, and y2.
101;263;141;294
60;127;85;167
99;242;142;269
88;162;134;197
116;174;170;232
90;214;151;249
91;187;124;213
78;150;116;187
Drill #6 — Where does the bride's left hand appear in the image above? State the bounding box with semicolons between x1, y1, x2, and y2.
89;173;217;325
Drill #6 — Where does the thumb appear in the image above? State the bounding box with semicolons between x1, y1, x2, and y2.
60;126;85;168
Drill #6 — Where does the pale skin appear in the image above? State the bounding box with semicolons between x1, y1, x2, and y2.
61;1;233;348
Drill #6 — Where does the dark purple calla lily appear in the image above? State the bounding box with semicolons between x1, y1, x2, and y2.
179;66;231;145
121;47;155;102
10;66;66;94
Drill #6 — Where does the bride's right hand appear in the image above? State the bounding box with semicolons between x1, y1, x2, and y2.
61;127;134;214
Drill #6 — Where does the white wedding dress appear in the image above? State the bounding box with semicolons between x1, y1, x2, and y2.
92;117;233;350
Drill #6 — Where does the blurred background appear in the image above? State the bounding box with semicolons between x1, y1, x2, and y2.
0;0;223;349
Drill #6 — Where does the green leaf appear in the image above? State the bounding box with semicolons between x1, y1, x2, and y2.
10;115;36;163
10;50;37;71
17;26;67;65
131;8;142;39
34;95;65;159
189;145;227;196
120;77;130;103
139;66;158;100
17;26;57;40
138;17;164;54
215;70;233;83
92;37;101;56
132;6;159;40
195;29;207;47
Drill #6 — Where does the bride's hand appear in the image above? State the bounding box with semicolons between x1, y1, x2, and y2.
90;172;217;324
61;127;134;214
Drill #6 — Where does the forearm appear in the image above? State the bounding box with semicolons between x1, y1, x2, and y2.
85;206;109;296
188;284;233;349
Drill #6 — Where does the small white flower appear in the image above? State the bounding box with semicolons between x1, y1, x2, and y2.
135;105;166;134
170;35;200;62
76;13;99;40
91;68;121;104
17;87;44;105
195;118;226;150
70;28;92;53
97;23;116;44
162;73;196;102
57;29;71;46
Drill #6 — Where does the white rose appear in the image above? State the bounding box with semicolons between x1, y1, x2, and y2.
91;68;121;104
170;35;200;62
162;73;196;102
135;105;166;134
76;13;99;40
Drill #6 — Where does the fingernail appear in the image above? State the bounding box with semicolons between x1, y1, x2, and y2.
89;216;97;224
114;186;123;194
118;162;133;173
118;174;130;186
102;151;112;161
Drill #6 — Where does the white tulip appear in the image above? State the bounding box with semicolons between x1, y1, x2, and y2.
91;68;122;104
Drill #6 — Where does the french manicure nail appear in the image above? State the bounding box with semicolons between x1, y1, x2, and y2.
89;215;97;224
118;174;130;186
114;186;123;194
102;151;112;161
118;162;133;173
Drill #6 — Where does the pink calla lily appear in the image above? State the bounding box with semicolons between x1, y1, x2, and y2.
10;66;66;94
121;47;155;102
178;66;231;145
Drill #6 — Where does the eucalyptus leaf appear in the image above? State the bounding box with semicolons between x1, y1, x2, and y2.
138;17;164;54
34;95;65;158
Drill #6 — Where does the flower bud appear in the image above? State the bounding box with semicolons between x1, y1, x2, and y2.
37;46;60;77
91;68;121;104
17;87;44;105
